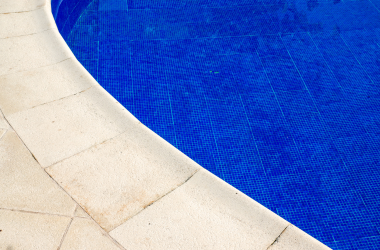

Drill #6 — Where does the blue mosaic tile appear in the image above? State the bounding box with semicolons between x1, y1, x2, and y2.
59;0;380;247
310;30;374;90
340;28;380;85
99;11;129;41
334;235;380;250
99;0;128;11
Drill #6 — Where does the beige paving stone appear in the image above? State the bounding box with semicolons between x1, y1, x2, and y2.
0;0;46;14
0;5;55;39
0;29;73;76
0;131;76;216
267;225;330;250
60;218;121;250
110;169;289;250
74;205;90;218
46;127;200;232
0;209;71;250
0;58;94;116
7;86;135;167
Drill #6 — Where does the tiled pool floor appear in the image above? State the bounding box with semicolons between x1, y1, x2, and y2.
62;0;380;248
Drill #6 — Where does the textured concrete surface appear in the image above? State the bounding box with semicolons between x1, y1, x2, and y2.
0;0;331;249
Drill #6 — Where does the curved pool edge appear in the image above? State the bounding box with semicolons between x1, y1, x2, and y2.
0;0;330;249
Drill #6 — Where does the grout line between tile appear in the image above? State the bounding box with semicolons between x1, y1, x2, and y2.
301;34;378;219
366;0;380;13
238;89;267;178
163;64;178;148
279;34;323;119
202;94;224;176
256;37;309;174
278;33;369;188
338;32;376;86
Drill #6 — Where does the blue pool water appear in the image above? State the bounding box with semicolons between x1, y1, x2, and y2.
53;0;380;248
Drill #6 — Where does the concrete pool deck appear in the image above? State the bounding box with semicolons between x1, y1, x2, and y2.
0;0;330;249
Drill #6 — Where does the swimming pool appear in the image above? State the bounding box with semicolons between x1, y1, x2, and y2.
54;0;380;248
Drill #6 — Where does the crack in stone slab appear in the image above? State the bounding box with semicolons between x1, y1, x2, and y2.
266;224;290;250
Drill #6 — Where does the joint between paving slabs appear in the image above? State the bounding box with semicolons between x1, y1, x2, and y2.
0;5;46;15
0;27;55;40
0;57;73;78
28;85;93;111
0;207;72;218
56;217;73;250
110;168;201;232
1;114;121;245
2;105;196;249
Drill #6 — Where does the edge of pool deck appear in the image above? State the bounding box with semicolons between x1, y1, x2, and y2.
0;0;331;249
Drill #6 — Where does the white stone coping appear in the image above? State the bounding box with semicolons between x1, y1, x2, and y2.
0;0;331;249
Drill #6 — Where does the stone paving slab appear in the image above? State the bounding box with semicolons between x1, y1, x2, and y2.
0;0;46;14
110;169;289;250
0;5;55;39
0;131;77;216
0;58;93;116
60;218;121;250
0;29;73;76
0;209;71;250
7;86;134;168
46;128;200;232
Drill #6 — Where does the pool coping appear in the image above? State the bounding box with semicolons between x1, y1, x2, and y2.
0;0;331;249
